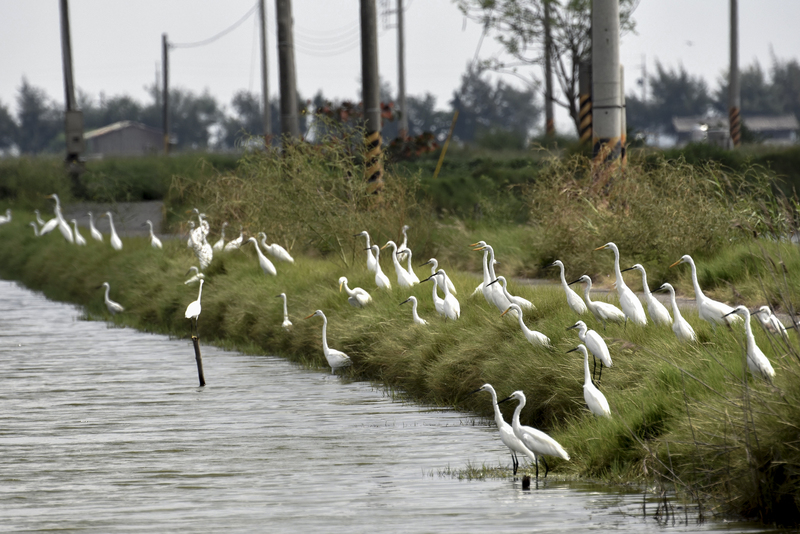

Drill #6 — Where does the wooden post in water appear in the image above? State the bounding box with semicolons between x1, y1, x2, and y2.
191;335;206;387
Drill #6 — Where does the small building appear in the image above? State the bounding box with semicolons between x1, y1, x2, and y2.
84;121;163;157
672;114;799;147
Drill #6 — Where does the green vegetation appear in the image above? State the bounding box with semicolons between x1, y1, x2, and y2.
1;141;800;526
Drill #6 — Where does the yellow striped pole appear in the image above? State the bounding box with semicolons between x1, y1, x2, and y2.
729;106;741;147
579;61;592;146
365;130;383;194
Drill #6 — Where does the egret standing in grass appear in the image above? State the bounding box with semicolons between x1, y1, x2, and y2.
546;260;587;316
34;209;45;226
470;384;537;475
621;264;671;326
144;220;163;249
29;221;39;236
338;276;372;308
400;248;420;285
304;310;352;374
502;304;550;347
259;232;294;263
422;270;460;320
567;320;612;381
70;219;87;246
87;212;103;242
568;345;611;418
246;237;277;276
724;306;776;383
277;293;292;330
753;306;788;341
184;266;204;285
670;255;740;329
99;282;124;315
489;276;534;310
595;243;646;326
224;226;244;252
498;391;570;480
354;231;377;273
369;244;392;290
429;273;445;317
0;209;11;225
185;279;204;337
421;258;457;295
103;211;123;251
655;283;696;342
568;275;625;330
213;222;228;252
400;296;428;325
381;240;416;288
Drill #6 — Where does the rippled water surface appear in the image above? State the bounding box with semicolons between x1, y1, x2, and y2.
0;280;772;532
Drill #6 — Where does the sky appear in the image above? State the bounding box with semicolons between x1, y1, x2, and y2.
1;0;799;134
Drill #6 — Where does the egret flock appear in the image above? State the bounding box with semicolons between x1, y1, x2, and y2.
7;197;791;480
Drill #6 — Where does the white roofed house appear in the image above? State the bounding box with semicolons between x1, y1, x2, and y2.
83;121;164;158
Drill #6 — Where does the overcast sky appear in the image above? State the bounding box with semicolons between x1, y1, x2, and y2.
1;0;799;133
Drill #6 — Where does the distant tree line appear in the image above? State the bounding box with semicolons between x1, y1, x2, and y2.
0;63;540;156
626;56;800;135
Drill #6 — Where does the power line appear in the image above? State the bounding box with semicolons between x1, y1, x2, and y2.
171;2;259;49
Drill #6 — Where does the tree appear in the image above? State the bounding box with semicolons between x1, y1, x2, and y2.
0;100;17;150
15;78;61;154
219;90;281;149
165;88;223;150
455;0;637;135
450;64;540;145
713;62;782;115
770;57;800;120
626;62;712;132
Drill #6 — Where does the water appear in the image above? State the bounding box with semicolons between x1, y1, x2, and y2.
0;280;771;533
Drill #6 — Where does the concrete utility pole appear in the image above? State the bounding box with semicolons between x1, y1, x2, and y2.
620;64;626;166
162;33;170;154
361;0;383;192
59;0;84;165
591;0;621;163
276;0;300;141
259;0;272;140
397;0;408;137
579;61;592;146
543;0;555;138
728;0;741;148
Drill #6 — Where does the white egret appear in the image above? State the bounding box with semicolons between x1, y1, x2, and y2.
144;220;163;249
224;226;244;252
568;275;625;329
246;237;277;276
422;270;460;320
0;209;11;225
595;242;646;326
567;345;611;418
470;240;493;301
397;224;411;257
472;242;512;313
724;306;776;383
213;222;228;252
34;209;45;226
99;282;124;315
184;266;204;285
276;293;292;330
497;391;570;480
381;240;416;288
430;273;445;317
670;255;740;329
258;232;294;263
421;257;457;295
29;221;39;236
369;244;392;290
489;276;534;310
546;260;588;316
354;231;378;273
70;219;87;246
338;276;372;308
501;303;550;347
470;384;537;475
186;221;195;248
400;248;420;285
185;279;204;337
655;283;696;343
87;211;103;242
400;296;428;325
753;306;788;341
304;310;353;374
190;229;213;271
566;320;612;381
103;211;123;251
621;264;672;326
44;194;74;243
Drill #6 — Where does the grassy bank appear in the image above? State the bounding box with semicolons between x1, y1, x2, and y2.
2;141;800;525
